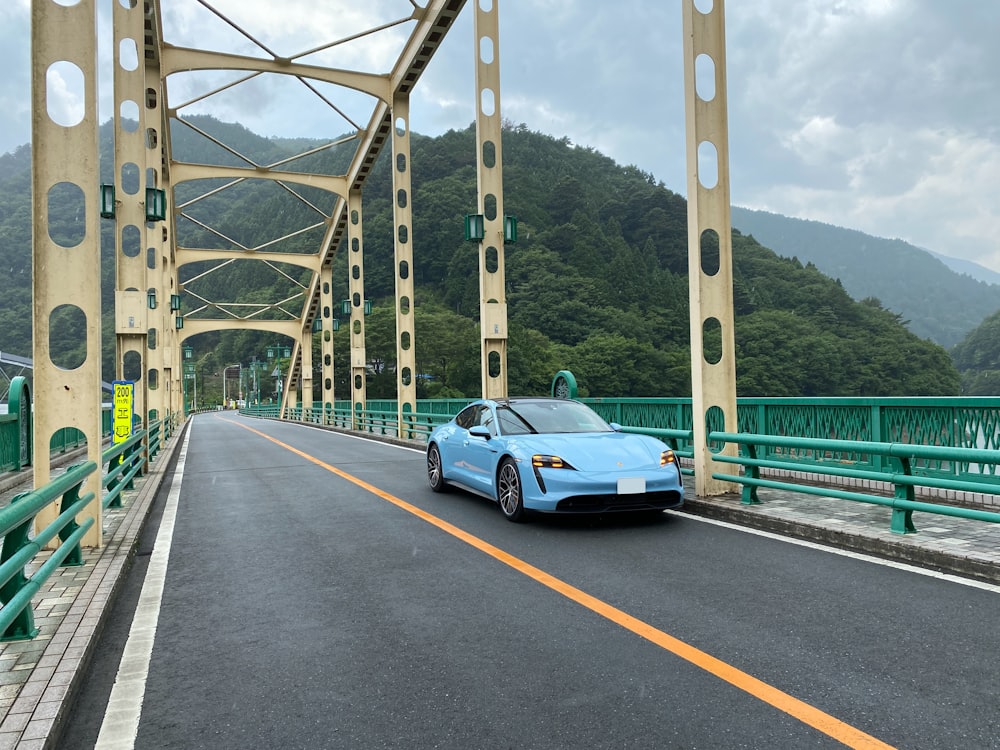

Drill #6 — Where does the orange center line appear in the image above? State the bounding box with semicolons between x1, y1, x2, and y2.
228;418;896;750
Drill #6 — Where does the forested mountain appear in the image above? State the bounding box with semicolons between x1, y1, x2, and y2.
926;249;1000;286
730;207;1000;349
951;311;1000;395
0;118;961;399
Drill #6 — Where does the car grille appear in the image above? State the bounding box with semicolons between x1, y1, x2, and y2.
555;491;683;513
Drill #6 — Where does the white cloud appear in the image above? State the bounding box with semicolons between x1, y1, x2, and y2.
783;116;848;166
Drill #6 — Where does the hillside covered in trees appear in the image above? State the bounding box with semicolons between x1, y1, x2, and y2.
730;207;1000;349
951;310;1000;395
0;118;962;399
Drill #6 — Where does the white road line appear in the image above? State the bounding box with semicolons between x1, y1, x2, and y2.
666;510;1000;594
94;427;191;750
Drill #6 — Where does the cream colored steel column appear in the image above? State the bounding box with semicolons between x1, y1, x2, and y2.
31;0;103;545
392;95;417;435
320;263;335;422
299;334;313;417
143;25;173;425
112;0;148;427
683;0;738;496
473;0;508;399
284;368;299;413
347;189;367;426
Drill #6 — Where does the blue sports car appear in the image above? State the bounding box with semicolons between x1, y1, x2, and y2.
426;397;684;521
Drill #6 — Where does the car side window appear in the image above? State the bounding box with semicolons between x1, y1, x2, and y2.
454;405;477;430
478;406;497;436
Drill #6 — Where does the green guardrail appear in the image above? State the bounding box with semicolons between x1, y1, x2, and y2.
253;395;1000;487
0;411;180;640
282;405;448;442
253;401;1000;532
103;429;147;509
706;431;1000;535
0;461;97;640
244;395;1000;509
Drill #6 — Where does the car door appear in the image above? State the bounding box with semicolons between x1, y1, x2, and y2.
438;404;479;485
462;404;501;493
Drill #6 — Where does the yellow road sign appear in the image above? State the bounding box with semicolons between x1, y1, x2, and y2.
113;380;134;445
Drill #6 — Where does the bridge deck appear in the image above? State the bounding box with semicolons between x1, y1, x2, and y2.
1;414;998;747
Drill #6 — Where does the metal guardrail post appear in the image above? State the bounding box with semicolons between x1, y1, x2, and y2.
0;493;38;639
890;454;917;534
57;479;87;567
740;443;761;505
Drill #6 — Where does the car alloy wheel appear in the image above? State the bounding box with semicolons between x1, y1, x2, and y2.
497;458;525;522
427;443;446;492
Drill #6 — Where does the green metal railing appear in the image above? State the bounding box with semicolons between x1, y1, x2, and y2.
0;414;20;473
0;404;174;479
103;429;148;510
705;431;1000;535
47;407;115;456
243;396;1000;496
0;461;97;640
269;404;452;442
243;398;1000;527
583;397;1000;488
0;412;179;640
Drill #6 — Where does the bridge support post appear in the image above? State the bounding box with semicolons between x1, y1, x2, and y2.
299;334;313;418
683;0;739;497
473;0;509;400
392;94;418;437
30;0;104;546
111;0;152;434
347;189;368;426
320;262;335;421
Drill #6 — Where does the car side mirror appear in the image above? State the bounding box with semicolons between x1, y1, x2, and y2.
609;422;623;432
469;425;492;439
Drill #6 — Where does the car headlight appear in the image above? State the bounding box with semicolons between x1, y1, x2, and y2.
532;454;576;470
660;450;676;467
531;454;576;494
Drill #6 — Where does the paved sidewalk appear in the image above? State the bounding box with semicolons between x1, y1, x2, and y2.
0;427;186;749
0;427;997;748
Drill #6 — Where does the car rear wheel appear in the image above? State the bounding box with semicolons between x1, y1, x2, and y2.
497;458;525;522
427;443;447;492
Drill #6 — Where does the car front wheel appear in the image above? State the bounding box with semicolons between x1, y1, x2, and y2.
497;458;526;522
427;443;447;492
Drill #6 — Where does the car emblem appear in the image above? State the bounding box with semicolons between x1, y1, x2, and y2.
617;461;623;467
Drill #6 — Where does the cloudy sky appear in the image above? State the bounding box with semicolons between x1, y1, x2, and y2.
3;1;1000;272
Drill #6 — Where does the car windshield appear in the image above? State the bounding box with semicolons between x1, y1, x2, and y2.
500;400;612;435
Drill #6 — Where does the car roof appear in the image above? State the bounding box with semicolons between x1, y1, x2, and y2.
491;397;573;406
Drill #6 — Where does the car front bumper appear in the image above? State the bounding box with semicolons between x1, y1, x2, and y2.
523;466;684;513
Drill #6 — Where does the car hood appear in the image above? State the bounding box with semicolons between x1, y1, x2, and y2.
511;432;666;472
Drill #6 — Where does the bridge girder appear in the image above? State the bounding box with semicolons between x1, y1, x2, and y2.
159;45;393;104
137;0;472;420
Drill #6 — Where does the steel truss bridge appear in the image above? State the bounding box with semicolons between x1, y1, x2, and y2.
29;0;737;546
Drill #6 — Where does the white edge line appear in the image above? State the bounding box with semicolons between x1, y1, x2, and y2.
94;426;192;749
666;509;1000;594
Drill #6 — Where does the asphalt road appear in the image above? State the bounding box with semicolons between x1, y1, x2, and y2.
60;413;1000;749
